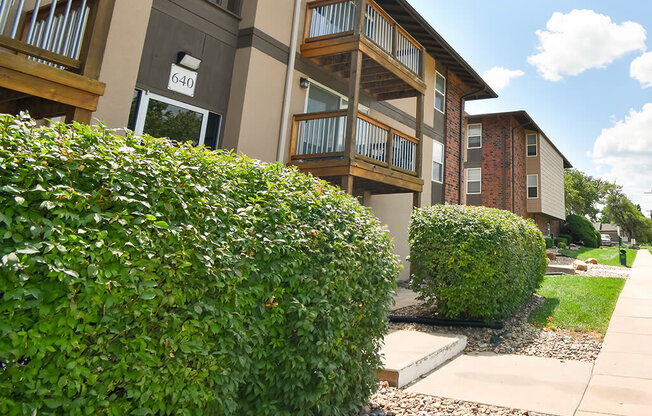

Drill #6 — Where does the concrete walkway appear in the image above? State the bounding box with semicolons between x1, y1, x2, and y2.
576;249;652;416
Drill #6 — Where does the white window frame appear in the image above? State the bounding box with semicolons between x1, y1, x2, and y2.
133;90;212;147
527;174;539;199
466;168;481;194
434;71;446;114
467;123;482;149
526;133;538;157
304;79;369;114
432;140;444;183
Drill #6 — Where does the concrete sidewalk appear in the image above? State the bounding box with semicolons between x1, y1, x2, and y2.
576;249;652;416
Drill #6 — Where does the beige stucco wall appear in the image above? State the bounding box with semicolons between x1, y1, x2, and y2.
539;137;566;220
224;47;287;162
525;130;542;213
92;0;153;128
250;0;296;45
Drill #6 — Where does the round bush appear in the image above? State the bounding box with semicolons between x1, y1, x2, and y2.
563;214;599;248
409;205;546;321
0;115;400;415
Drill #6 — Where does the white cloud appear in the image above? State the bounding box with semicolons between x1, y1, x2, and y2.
593;103;652;216
527;9;646;81
631;52;652;88
481;67;525;91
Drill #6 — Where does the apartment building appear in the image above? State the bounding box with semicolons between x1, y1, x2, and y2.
0;0;496;280
463;111;572;236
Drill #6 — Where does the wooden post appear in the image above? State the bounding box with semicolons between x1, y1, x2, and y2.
77;0;116;79
66;107;92;124
386;128;394;168
343;0;367;162
341;175;354;195
415;93;424;176
413;191;421;208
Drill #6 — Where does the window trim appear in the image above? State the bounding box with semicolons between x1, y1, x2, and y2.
527;174;539;199
467;123;482;149
466;167;481;195
526;133;538;157
434;71;446;114
432;140;444;183
132;90;217;148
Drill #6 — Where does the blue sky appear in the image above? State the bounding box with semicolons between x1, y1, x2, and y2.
410;0;652;219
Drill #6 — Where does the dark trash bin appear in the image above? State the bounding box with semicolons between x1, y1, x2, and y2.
619;249;627;266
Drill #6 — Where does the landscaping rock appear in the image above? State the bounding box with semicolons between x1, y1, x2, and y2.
546;257;551;265
546;252;557;261
391;295;602;363
586;258;598;264
572;260;588;271
367;381;549;416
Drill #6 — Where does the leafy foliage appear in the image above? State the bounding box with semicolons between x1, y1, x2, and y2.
0;115;400;415
563;214;600;248
602;189;652;244
564;169;615;221
408;205;547;321
544;238;553;249
554;237;569;247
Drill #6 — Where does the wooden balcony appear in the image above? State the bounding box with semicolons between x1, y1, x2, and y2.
289;110;423;197
302;0;427;101
0;0;114;122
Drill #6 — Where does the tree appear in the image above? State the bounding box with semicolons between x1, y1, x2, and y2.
564;169;616;220
602;189;652;243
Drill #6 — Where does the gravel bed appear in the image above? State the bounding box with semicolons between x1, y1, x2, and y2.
391;294;602;362
360;382;551;416
551;255;630;278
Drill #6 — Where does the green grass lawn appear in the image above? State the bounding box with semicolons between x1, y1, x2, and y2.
529;275;625;334
560;246;638;267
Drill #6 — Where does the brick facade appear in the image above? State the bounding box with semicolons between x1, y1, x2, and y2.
444;71;470;204
512;123;527;217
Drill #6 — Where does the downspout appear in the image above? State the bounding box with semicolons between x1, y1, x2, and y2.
458;87;487;204
276;0;302;162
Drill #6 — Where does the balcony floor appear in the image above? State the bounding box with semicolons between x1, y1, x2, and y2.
301;35;426;101
290;157;423;195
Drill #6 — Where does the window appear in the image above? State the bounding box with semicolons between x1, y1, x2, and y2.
435;72;446;113
129;90;221;150
432;141;444;183
206;0;241;15
467;123;482;149
527;133;537;156
527;174;538;198
466;168;481;194
305;80;369;114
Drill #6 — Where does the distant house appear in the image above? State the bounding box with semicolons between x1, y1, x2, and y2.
593;222;625;243
463;111;572;237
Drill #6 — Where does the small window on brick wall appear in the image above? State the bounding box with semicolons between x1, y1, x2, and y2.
466;168;481;194
527;133;537;156
527;174;538;198
467;124;482;149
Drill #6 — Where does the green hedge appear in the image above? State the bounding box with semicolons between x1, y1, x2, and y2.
555;237;569;247
558;234;573;244
0;115;400;415
544;238;553;249
564;215;599;248
408;205;547;321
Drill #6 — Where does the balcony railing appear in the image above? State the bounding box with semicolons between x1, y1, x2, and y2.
304;0;423;76
0;0;94;70
291;110;418;174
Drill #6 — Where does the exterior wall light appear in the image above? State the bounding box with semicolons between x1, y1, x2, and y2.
177;52;202;70
299;77;310;88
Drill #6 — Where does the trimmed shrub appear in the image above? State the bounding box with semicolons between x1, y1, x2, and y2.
544;237;553;249
409;205;547;321
564;214;599;248
557;241;567;249
0;115;400;415
555;237;569;247
558;233;573;244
